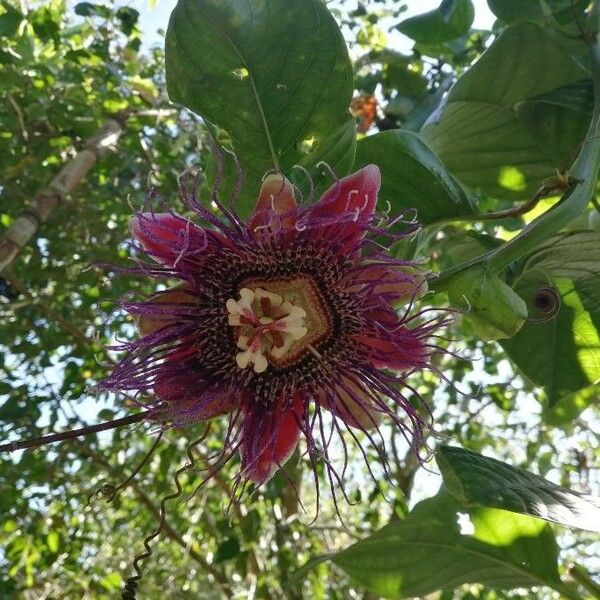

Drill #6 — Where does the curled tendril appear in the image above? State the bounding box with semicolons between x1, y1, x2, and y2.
87;483;118;505
87;431;164;506
527;286;561;323
122;429;210;599
291;164;315;204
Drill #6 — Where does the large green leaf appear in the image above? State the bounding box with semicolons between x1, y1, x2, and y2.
396;0;474;45
353;130;476;224
434;229;502;270
437;445;600;532
165;0;355;215
487;0;589;25
323;493;575;599
543;384;599;426
502;231;600;406
422;22;587;200
516;79;593;166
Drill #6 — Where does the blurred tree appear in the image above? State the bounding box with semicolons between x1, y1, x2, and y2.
0;1;598;599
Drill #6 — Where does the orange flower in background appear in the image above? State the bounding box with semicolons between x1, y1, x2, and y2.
351;94;378;133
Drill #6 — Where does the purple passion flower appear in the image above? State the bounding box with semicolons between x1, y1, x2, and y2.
101;165;441;486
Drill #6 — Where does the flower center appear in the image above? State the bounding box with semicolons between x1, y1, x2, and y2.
226;276;332;373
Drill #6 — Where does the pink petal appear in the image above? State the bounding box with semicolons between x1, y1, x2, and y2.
130;213;210;266
137;287;197;336
305;165;380;247
248;174;298;238
356;326;428;371
317;378;383;430
350;264;427;308
154;373;233;421
241;395;304;484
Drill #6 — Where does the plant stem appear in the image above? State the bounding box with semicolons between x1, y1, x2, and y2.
0;411;149;453
569;563;600;597
431;3;600;292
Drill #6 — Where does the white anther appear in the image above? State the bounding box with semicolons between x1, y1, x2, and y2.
237;335;249;350
286;325;308;340
226;289;254;324
227;286;308;372
235;347;268;373
253;354;268;373
259;316;274;325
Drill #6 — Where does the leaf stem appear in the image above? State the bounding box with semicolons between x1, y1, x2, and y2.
569;563;600;597
0;411;150;453
431;4;600;292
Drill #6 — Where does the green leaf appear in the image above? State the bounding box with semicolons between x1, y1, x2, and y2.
501;231;600;406
422;22;587;201
516;79;592;166
46;531;59;553
74;3;111;19
397;0;475;45
165;0;355;215
542;384;599;426
97;408;116;421
214;537;241;563
353;130;476;224
99;572;123;591
434;229;502;271
30;7;60;45
116;7;139;36
325;492;575;599
437;445;600;532
0;2;24;37
487;0;589;25
447;266;527;340
382;53;428;99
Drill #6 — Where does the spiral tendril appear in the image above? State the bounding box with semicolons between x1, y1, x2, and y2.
121;429;210;599
528;286;561;323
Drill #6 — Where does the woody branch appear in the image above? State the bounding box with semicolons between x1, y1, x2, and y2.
0;106;179;276
0;115;127;274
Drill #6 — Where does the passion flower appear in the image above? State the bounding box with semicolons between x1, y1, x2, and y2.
101;165;441;485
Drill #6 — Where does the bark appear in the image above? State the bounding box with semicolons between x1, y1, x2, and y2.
0;116;126;274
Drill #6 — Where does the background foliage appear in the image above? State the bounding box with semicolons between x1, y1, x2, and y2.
0;1;598;598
